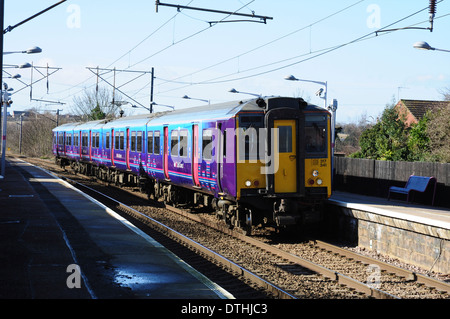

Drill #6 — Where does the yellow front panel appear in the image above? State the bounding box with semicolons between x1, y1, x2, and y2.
304;119;332;197
274;120;297;193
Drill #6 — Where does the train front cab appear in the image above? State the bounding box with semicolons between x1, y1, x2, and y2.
236;97;331;229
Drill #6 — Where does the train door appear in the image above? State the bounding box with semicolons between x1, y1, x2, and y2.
192;124;200;187
63;132;66;156
111;129;115;166
79;130;82;158
89;130;92;161
274;119;297;193
126;128;130;170
163;126;169;179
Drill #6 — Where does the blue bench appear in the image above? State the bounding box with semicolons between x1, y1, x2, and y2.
388;175;437;206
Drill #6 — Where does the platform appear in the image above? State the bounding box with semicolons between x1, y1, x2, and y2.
329;191;450;233
326;191;450;274
0;157;233;299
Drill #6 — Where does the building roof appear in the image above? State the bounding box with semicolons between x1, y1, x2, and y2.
397;99;449;122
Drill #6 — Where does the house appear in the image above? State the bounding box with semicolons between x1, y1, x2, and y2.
395;99;449;126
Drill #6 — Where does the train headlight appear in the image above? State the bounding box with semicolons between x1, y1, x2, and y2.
245;180;252;187
312;170;319;177
316;178;323;185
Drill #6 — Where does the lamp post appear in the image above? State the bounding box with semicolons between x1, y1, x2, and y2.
284;75;328;109
0;50;40;178
285;75;337;188
1;83;12;178
413;41;450;53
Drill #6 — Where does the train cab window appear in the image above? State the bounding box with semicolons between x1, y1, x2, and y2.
179;130;188;157
131;131;136;152
171;131;179;156
154;131;160;155
238;114;264;161
105;132;110;149
148;131;153;154
202;129;213;161
305;115;327;158
278;126;292;153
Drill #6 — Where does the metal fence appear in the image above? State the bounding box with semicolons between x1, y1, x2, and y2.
333;157;450;208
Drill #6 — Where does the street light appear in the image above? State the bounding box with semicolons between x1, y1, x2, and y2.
3;62;32;69
284;75;328;108
413;41;450;53
182;95;210;104
228;88;261;97
3;46;42;55
285;74;337;188
132;102;174;113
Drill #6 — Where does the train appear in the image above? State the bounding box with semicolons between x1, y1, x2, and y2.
52;96;332;234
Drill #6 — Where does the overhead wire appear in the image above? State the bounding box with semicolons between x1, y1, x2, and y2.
156;2;448;94
157;0;366;87
50;0;256;105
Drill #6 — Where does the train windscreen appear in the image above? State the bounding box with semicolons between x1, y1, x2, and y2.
305;115;327;158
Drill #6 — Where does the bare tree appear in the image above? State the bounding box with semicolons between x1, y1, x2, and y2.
6;109;63;158
71;86;123;120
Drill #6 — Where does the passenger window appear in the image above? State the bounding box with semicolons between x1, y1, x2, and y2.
148;131;153;154
105;132;110;149
115;132;120;150
179;130;188;157
119;131;125;150
154;131;160;155
131;131;136;152
95;133;100;148
137;131;142;152
202;129;213;161
171;131;179;156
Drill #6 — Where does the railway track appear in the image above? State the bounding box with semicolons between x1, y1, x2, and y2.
16;156;450;299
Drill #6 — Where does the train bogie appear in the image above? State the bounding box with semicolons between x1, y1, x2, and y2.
52;97;332;233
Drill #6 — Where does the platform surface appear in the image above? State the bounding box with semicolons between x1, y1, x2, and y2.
329;190;450;230
0;157;232;299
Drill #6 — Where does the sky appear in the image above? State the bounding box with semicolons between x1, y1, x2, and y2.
3;0;450;123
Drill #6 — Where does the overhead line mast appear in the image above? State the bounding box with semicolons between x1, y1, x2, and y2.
155;1;273;24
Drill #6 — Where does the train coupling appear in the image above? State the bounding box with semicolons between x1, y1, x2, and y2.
273;199;300;226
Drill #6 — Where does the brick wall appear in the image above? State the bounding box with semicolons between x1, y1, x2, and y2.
324;204;450;274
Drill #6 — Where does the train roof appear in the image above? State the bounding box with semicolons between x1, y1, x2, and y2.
148;98;262;125
53;97;328;132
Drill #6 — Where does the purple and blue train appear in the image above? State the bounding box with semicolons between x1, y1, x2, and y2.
53;97;332;233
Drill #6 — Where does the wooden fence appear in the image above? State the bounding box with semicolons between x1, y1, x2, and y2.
333;157;450;208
